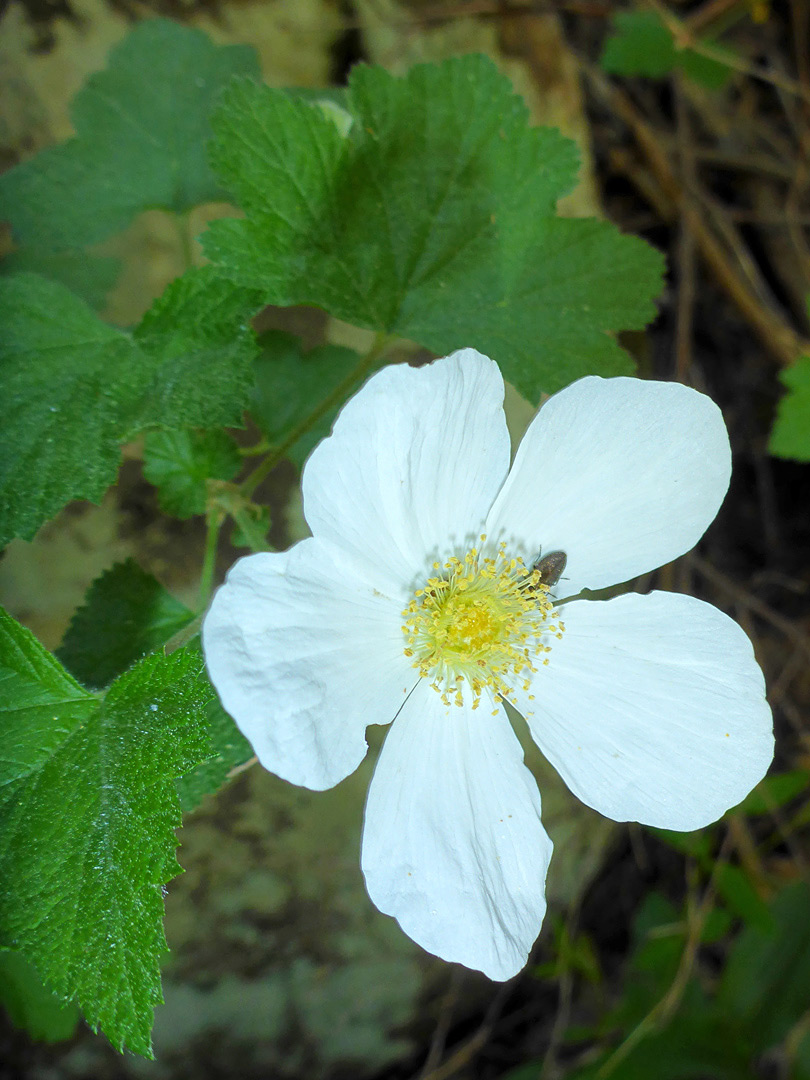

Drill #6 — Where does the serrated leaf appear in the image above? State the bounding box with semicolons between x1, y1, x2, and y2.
0;274;136;545
0;249;120;310
0;19;260;251
144;429;242;518
176;698;253;813
57;560;194;689
769;355;810;461
0;608;213;1055
205;56;663;401
0;951;80;1043
0;269;260;545
132;266;263;433
251;330;365;466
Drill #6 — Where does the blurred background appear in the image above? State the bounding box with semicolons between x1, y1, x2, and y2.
1;1;809;1077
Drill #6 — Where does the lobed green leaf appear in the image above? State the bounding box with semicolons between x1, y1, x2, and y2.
143;429;242;519
0;19;260;251
205;55;664;402
0;269;260;545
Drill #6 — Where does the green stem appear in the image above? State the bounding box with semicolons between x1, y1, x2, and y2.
175;210;195;271
238;438;271;457
198;509;223;612
241;331;391;498
229;505;270;554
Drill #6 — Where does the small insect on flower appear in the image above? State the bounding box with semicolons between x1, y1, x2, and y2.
203;348;774;983
530;550;567;590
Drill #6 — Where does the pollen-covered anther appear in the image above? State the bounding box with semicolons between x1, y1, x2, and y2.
402;541;563;708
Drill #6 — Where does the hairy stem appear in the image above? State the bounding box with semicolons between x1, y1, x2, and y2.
240;331;391;498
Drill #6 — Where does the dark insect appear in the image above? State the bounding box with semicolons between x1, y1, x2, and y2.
531;550;567;589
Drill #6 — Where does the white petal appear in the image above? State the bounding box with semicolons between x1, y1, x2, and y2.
303;350;511;592
361;681;553;980
513;591;773;830
486;377;731;596
202;539;416;791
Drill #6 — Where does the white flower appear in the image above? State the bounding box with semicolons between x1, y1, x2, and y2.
202;350;773;980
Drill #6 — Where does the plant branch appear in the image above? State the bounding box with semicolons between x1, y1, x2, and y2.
240;331;392;498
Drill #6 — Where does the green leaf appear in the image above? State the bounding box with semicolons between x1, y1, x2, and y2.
251;330;364;466
0;248;120;310
230;504;271;549
0;608;213;1055
650;826;714;859
205;56;663;401
601;12;677;77
601;12;734;89
143;429;242;518
132;266;263;433
175;697;253;813
733;769;808;816
719;881;810;1050
0;273;134;545
0;269;260;545
0;951;80;1043
769;355;810;461
0;19;260;251
677;44;734;90
57;560;194;688
714;864;773;933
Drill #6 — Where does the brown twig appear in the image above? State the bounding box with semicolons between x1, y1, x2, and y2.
582;60;810;367
687;552;810;659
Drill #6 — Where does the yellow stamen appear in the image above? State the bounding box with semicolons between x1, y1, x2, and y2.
402;537;564;708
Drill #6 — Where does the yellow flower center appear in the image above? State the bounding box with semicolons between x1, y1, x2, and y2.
402;536;565;711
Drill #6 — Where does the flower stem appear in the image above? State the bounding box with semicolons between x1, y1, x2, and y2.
229;505;270;553
198;508;224;612
240;331;391;498
175;210;195;271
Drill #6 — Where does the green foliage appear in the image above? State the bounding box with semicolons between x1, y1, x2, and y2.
0;249;120;310
0;951;80;1043
0;269;260;545
718;881;810;1048
144;429;242;518
0;608;215;1056
0;273;136;545
0;19;259;251
561;881;810;1079
131;267;263;432
653;824;773;930
176;698;253;813
769;355;810;461
230;504;272;549
601;12;734;89
57;560;194;688
601;12;677;78
252;331;366;466
205;55;664;402
735;769;809;814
